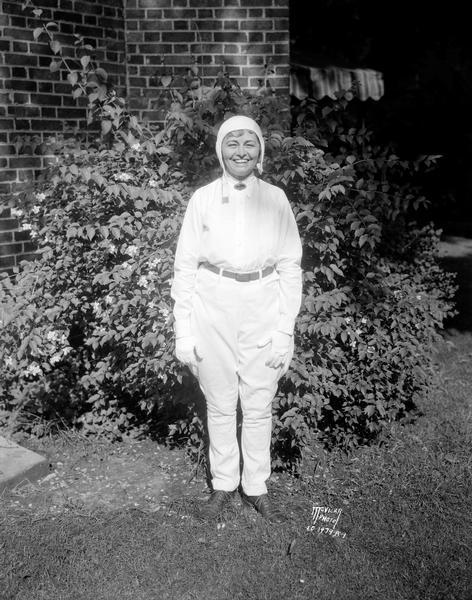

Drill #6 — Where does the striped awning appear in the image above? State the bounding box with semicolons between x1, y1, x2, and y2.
290;64;385;101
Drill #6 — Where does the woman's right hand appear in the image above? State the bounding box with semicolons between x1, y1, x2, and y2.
175;336;201;376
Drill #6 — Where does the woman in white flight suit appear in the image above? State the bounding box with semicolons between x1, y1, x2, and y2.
171;115;302;522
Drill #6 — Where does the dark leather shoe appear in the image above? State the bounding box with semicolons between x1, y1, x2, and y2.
241;493;283;523
199;489;236;519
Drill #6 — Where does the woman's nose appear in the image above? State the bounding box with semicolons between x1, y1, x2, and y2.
234;146;247;156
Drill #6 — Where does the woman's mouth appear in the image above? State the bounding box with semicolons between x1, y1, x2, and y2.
232;159;250;165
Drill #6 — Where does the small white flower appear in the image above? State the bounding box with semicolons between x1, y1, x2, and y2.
105;295;114;305
131;143;141;152
91;301;101;314
4;356;14;367
50;353;62;365
416;294;422;300
25;362;42;377
11;207;24;218
138;276;149;288
106;243;117;254
355;328;363;335
114;172;133;182
36;192;47;201
345;317;352;324
148;257;162;269
125;245;138;257
367;345;375;354
46;330;60;342
350;340;357;348
148;179;159;188
159;307;170;320
21;222;32;231
31;205;41;214
393;290;402;299
361;317;367;324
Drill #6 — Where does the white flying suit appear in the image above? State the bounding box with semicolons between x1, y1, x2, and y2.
171;116;303;495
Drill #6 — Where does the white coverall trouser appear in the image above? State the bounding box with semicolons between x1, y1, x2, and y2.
191;265;292;496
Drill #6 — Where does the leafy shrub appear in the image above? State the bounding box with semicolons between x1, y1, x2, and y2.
0;136;188;437
0;48;456;468
267;96;456;465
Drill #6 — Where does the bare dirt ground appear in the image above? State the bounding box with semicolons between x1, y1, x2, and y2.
1;433;209;517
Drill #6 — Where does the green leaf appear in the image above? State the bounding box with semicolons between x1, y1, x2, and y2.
67;72;78;86
101;120;112;135
330;263;343;276
33;27;43;40
80;55;91;69
158;162;168;177
50;40;61;54
49;60;61;73
94;67;108;81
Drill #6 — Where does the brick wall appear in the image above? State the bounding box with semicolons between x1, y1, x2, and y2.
125;0;290;123
0;0;290;273
0;0;127;271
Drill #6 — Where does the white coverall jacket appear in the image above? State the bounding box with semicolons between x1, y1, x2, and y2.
171;118;303;496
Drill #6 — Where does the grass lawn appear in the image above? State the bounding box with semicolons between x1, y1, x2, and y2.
1;332;471;600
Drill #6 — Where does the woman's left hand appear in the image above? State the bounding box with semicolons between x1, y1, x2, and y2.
259;331;292;369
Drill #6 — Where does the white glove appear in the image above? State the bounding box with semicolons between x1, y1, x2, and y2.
175;336;201;376
258;331;292;369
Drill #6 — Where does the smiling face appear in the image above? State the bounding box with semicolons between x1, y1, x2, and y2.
221;129;261;180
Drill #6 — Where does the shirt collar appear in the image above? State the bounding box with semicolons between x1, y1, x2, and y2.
223;173;257;188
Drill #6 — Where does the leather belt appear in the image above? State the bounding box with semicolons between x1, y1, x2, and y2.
201;261;275;282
